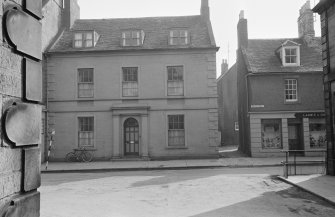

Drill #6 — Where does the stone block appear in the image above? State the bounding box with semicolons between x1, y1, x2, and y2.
0;47;22;97
24;58;42;102
0;172;21;199
4;103;42;146
23;148;41;192
4;191;40;217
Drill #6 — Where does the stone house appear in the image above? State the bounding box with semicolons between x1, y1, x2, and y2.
45;0;220;160
313;0;335;175
236;1;325;157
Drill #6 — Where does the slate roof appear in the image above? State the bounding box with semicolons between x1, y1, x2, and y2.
243;38;322;73
49;15;216;53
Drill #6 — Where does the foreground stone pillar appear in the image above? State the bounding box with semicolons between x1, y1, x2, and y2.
0;0;42;216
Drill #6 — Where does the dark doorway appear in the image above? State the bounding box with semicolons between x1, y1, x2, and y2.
124;118;140;156
288;119;304;156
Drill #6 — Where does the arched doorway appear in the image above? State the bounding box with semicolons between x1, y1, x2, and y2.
124;118;140;156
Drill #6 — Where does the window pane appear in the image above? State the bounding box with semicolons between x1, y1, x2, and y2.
78;117;94;147
75;33;82;40
86;33;93;39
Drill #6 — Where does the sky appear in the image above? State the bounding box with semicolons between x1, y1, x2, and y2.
77;0;321;77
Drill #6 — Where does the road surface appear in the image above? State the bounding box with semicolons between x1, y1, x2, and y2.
40;167;335;217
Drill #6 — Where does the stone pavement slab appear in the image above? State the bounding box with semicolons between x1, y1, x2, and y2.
41;156;324;173
278;174;335;206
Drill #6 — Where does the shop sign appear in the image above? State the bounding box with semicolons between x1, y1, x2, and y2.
295;112;326;118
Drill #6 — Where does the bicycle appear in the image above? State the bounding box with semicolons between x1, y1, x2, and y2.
65;147;93;162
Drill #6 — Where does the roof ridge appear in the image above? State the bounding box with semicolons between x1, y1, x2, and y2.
76;15;201;22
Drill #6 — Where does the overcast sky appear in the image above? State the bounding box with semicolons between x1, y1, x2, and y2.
78;0;321;77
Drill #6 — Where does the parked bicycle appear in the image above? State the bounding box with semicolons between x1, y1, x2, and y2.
65;147;93;162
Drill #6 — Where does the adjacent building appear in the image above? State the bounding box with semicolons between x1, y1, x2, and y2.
217;61;239;146
45;0;220;161
236;1;325;157
313;0;335;175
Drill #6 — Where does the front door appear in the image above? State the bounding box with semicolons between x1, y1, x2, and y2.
288;123;304;155
124;118;140;156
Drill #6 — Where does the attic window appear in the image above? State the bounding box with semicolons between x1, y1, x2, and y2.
285;48;297;64
74;31;99;48
122;30;145;46
278;40;301;66
169;30;189;45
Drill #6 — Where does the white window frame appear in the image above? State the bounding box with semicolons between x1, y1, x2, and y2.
122;30;145;46
122;67;139;97
169;30;189;45
285;79;298;102
167;114;186;147
282;46;300;66
78;68;94;98
77;116;95;148
167;65;184;96
74;32;94;48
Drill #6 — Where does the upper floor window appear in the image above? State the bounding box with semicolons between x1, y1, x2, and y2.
285;79;298;102
285;48;297;64
167;66;184;96
78;116;94;147
168;115;185;147
122;30;145;46
74;31;99;48
122;67;138;97
78;68;94;98
169;30;189;45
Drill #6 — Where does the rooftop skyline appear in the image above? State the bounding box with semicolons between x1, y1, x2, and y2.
78;0;321;77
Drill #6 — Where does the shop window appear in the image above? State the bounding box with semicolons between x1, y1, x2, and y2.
261;119;282;149
309;118;326;148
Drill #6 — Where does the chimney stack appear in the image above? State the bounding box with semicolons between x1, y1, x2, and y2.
221;59;228;75
63;0;80;29
237;10;248;49
201;0;210;20
298;0;315;38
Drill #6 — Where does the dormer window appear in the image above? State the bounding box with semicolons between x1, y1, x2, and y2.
277;40;301;66
169;30;189;45
74;31;99;48
285;48;297;64
122;30;145;46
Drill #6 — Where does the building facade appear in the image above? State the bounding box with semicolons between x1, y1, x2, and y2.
46;0;220;161
236;1;325;157
313;0;335;175
217;62;239;146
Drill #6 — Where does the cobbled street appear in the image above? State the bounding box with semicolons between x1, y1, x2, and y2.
40;167;335;217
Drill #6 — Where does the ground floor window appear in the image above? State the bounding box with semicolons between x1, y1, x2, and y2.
261;119;282;149
309;118;326;148
168;115;185;146
78;116;94;147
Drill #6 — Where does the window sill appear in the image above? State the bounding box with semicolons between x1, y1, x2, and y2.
167;96;185;99
284;100;300;105
165;146;188;150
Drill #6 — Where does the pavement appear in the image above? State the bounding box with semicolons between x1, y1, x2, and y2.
278;174;335;207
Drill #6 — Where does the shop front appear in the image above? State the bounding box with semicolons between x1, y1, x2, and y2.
250;112;325;157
